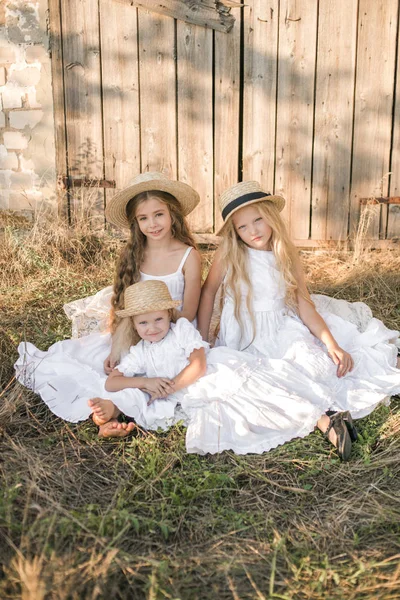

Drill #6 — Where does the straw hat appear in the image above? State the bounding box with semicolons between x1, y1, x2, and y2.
217;181;285;234
105;172;200;230
115;280;181;318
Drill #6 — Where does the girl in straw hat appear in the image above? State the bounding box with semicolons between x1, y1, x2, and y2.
197;181;400;460
91;279;209;437
15;173;202;426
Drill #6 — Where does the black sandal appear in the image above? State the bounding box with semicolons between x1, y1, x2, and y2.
326;410;358;442
341;411;358;442
324;412;352;461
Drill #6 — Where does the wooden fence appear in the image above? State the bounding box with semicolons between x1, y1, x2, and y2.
49;0;400;243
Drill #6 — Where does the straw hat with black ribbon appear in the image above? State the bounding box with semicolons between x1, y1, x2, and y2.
115;280;181;318
105;172;200;230
217;181;285;234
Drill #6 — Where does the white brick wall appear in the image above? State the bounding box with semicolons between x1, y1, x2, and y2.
0;0;56;214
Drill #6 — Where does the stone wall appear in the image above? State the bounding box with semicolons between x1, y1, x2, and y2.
0;0;56;214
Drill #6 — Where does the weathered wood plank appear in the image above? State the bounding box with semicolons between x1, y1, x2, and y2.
214;9;241;232
48;1;67;172
360;197;400;205
177;22;213;232
61;178;116;188
61;0;105;221
100;0;141;211
311;0;357;242
115;0;239;33
275;0;318;240
349;0;398;239
138;10;177;178
194;234;400;249
48;0;68;217
242;0;279;195
388;12;400;239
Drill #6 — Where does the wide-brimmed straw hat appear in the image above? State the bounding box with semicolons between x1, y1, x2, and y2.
217;181;285;234
105;172;200;230
115;280;181;318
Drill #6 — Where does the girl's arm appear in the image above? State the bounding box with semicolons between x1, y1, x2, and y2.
147;347;207;404
180;249;202;322
294;258;354;378
172;347;207;391
197;249;225;341
105;368;174;396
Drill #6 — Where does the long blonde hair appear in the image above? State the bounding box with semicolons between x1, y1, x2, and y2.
109;191;196;361
219;200;303;345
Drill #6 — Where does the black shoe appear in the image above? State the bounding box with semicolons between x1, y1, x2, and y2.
341;411;358;442
326;410;358;443
324;412;352;461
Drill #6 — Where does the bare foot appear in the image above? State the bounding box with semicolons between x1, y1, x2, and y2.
98;419;136;438
317;414;337;447
88;398;120;426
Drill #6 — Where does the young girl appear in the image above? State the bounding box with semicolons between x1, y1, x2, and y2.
88;280;342;455
15;172;202;426
90;279;208;437
198;181;400;458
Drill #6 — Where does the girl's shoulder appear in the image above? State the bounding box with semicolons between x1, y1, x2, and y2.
170;318;209;356
179;245;201;274
170;317;197;337
170;240;192;252
118;340;146;376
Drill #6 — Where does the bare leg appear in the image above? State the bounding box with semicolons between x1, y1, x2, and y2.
88;398;120;426
397;356;400;369
98;419;136;438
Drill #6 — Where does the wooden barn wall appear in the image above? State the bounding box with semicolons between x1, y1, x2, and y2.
49;0;400;242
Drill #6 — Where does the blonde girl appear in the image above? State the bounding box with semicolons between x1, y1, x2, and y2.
15;173;203;426
198;181;400;460
89;280;208;438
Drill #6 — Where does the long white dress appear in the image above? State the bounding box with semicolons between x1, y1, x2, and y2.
215;247;400;419
14;247;194;425
96;318;338;454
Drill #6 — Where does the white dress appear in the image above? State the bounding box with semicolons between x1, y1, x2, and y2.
216;247;400;419
101;318;338;454
14;247;194;424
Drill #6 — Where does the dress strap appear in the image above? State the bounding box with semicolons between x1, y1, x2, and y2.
177;247;193;272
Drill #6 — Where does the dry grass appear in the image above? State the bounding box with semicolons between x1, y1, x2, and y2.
0;215;400;599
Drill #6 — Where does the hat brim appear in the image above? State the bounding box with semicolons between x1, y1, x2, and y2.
105;179;200;230
115;299;181;318
216;194;285;235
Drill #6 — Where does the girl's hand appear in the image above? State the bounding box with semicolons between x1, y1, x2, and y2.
104;354;118;375
143;377;175;403
327;345;354;378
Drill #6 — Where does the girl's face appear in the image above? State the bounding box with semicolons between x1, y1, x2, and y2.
135;197;172;241
231;204;273;251
133;309;171;343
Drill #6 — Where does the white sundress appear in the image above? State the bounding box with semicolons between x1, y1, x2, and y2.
96;317;340;454
14;247;194;424
216;247;400;420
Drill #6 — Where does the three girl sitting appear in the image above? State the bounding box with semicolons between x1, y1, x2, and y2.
15;173;400;459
